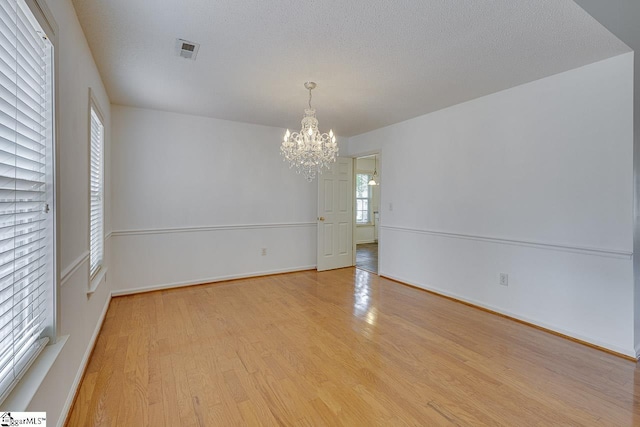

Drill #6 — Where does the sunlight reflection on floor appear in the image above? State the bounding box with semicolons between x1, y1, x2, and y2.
353;269;378;328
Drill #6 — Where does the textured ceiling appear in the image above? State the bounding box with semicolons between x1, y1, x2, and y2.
71;0;630;137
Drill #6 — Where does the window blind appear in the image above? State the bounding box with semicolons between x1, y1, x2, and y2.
89;107;103;278
0;0;53;402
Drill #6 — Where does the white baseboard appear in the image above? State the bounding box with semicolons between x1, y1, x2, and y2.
111;265;317;297
52;265;637;426
356;240;376;244
382;272;637;359
57;294;112;427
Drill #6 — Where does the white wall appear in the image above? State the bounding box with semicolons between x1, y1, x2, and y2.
7;2;632;423
111;106;326;293
356;225;375;244
349;53;636;356
22;0;113;424
574;0;640;361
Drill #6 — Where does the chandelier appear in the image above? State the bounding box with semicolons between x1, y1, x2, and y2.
281;82;338;181
368;154;379;185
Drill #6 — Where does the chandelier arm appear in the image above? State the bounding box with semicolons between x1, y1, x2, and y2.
281;82;337;182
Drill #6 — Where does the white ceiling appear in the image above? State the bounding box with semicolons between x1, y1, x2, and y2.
71;0;630;137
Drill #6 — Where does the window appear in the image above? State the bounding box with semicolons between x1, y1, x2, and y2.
356;173;371;224
0;0;55;402
89;101;104;279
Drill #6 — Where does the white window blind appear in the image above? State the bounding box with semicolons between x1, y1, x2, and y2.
89;106;103;278
0;0;54;402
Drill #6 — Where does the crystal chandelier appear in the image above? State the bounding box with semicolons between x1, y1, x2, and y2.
281;82;338;181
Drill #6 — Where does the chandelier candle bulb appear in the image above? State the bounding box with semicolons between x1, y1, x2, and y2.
280;82;339;181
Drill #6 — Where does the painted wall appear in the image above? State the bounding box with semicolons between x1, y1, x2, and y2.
22;0;113;424
110;106;326;293
355;157;380;243
348;53;635;356
11;3;635;423
574;0;640;362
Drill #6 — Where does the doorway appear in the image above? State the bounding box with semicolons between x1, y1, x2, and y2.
354;154;380;273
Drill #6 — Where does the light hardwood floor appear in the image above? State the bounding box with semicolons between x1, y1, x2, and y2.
67;268;640;426
356;243;378;273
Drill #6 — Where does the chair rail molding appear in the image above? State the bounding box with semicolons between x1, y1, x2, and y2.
381;225;632;259
60;250;90;286
111;222;317;237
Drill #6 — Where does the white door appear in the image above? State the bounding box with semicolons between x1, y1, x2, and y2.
317;157;353;271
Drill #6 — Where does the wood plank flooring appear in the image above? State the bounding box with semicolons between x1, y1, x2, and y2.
67;268;640;426
356;243;378;273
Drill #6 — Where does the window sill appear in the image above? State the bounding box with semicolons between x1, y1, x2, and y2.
88;267;107;295
1;335;68;410
356;223;374;227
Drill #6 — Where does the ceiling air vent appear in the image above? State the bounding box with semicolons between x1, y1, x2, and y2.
175;38;200;60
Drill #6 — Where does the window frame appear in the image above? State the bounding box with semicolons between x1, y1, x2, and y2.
88;90;105;290
0;0;58;405
355;172;372;225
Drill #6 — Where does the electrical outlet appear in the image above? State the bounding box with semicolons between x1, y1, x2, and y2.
261;248;267;256
499;273;508;286
389;202;393;211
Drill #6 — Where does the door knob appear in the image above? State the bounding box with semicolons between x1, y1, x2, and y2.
318;217;325;221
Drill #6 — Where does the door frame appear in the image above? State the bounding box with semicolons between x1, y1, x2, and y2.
351;150;381;273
